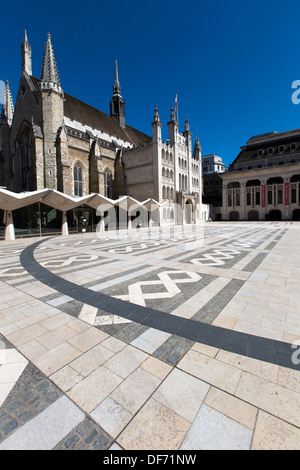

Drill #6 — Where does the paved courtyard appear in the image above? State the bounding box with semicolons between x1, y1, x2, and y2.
0;221;299;450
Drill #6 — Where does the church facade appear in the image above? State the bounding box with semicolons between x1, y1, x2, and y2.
0;31;207;237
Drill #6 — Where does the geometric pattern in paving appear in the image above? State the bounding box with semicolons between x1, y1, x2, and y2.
0;222;299;450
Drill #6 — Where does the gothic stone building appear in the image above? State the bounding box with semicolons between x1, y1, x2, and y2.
0;31;205;234
220;130;300;221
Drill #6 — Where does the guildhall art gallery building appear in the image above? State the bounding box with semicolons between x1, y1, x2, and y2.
219;130;300;222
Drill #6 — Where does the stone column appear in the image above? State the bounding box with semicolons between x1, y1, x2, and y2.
61;211;69;236
240;182;246;220
98;215;105;233
5;211;15;241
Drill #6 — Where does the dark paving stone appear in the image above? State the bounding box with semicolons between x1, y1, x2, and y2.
264;241;277;251
58;300;84;317
54;418;113;450
115;322;149;343
221;329;248;356
247;335;278;365
193;279;245;324
153;335;194;365
242;252;269;273
0;361;63;443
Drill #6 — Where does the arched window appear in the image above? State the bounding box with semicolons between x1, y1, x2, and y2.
290;174;300;204
267;177;283;206
227;182;241;207
104;171;111;198
74;163;83;196
268;190;273;205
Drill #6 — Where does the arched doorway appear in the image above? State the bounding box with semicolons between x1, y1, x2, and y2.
185;200;193;224
293;209;300;221
269;210;282;221
248;210;259;221
230;211;239;221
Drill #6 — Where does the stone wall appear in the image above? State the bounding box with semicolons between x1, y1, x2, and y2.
122;144;155;200
10;74;43;192
42;90;64;189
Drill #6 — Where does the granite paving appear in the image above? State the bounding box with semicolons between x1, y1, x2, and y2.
0;222;299;450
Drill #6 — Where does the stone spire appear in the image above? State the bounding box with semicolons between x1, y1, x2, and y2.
21;30;32;76
113;60;122;97
1;80;14;126
40;33;63;94
110;60;125;127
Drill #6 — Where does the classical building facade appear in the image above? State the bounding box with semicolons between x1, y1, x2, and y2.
0;31;207;237
220;130;300;221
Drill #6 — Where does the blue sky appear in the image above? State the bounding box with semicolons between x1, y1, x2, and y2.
1;0;300;167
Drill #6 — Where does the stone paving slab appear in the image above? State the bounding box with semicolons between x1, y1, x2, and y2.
0;222;299;450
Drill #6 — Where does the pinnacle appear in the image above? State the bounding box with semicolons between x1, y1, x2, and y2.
1;80;14;126
40;32;63;94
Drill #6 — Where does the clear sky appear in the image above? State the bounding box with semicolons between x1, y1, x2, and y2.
1;0;300;167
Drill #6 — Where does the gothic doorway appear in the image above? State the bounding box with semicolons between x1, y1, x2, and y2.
229;211;239;221
269;210;282;221
185;200;193;224
248;210;259;221
293;209;300;221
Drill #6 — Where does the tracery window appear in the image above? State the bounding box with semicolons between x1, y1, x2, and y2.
104;172;111;198
74;163;83;197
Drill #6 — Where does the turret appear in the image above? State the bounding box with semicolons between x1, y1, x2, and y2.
151;105;162;142
183;116;192;152
193;136;202;161
167;105;178;145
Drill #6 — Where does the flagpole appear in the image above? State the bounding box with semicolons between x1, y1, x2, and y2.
175;93;178;123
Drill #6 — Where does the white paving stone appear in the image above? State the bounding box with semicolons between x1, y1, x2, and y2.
180;404;253;450
0;396;85;450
